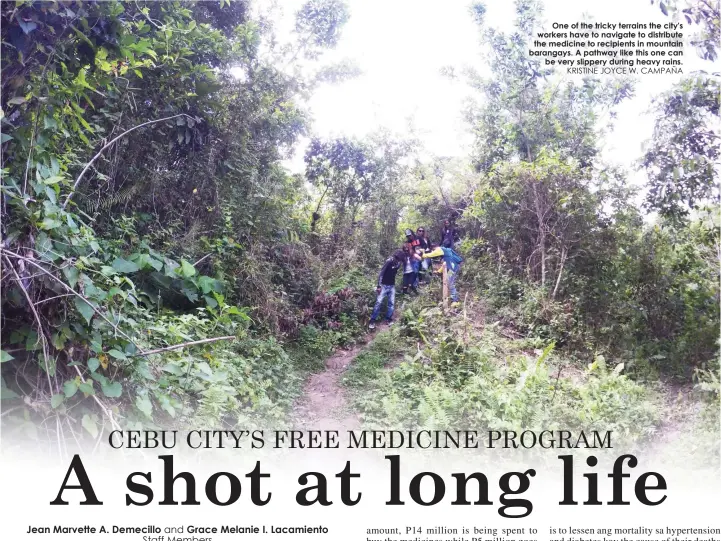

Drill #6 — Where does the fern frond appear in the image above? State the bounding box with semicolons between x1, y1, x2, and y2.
82;183;143;213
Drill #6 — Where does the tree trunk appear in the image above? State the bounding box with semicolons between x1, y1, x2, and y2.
442;262;449;311
539;229;547;287
311;186;329;232
551;245;567;299
532;181;547;287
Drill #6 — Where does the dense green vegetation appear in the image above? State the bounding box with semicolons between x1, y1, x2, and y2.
1;0;718;460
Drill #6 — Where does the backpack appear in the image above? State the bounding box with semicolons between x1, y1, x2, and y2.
445;247;464;265
441;247;463;271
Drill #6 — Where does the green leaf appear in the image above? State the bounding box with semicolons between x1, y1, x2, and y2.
52;332;67;350
112;257;140;273
74;297;95;325
51;394;65;409
39;218;62;230
163;363;185;376
43;115;58;130
1;378;19;400
163;258;180;277
0;350;14;363
158;394;177;417
90;372;108;386
7;96;26;106
25;330;39;351
78;382;95;395
136;363;156;381
100;265;118;276
181;286;198;303
107;287;123;298
179;259;196;278
63;380;78;398
36;233;54;260
108;349;127;360
101;381;122;398
40;353;56;377
1;133;13;143
66;214;77;230
82;414;98;439
136;395;153;418
63;266;79;288
45;185;57;204
135;253;163;271
87;357;100;372
146;256;163;271
197;275;221;294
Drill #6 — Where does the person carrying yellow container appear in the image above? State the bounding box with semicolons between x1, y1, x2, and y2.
422;245;464;303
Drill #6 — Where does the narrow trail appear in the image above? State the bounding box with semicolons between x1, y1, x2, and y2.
291;283;440;432
291;330;378;432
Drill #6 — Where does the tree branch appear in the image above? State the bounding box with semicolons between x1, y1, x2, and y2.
192;253;212;267
134;335;236;357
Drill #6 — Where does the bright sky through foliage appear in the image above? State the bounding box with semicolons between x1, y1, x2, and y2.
255;0;707;179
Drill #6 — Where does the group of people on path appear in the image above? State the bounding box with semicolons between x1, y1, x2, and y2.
369;220;462;329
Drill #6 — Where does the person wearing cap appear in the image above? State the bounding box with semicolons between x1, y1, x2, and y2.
405;228;421;250
369;250;406;329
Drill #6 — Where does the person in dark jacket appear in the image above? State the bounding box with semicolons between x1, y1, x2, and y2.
369;250;405;329
440;219;459;249
415;226;432;285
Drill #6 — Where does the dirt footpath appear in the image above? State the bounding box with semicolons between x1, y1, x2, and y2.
292;334;376;431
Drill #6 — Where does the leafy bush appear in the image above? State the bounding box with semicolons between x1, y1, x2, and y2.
289;325;339;370
350;305;661;449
